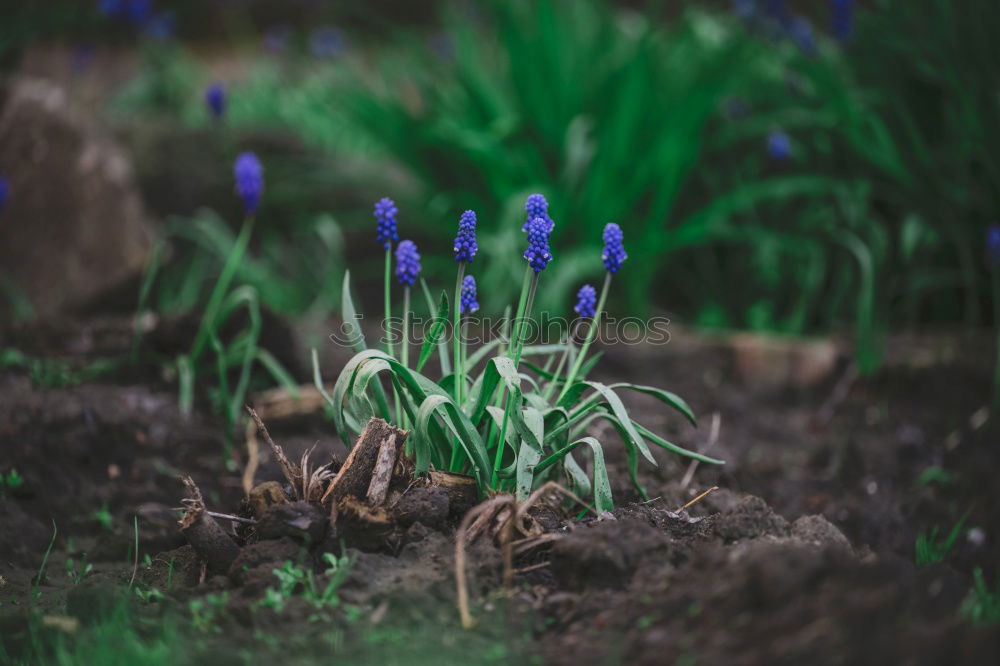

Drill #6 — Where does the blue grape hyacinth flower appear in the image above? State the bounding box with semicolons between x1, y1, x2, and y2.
524;217;553;273
522;193;554;233
205;83;225;119
453;210;478;263
309;26;346;59
574;284;597;319
601;223;627;274
0;177;8;212
395;240;421;287
987;225;1000;269
374;197;399;250
234;152;263;215
830;0;854;42
767;130;791;161
460;275;480;314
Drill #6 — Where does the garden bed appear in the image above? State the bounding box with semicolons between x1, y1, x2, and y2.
1;320;999;664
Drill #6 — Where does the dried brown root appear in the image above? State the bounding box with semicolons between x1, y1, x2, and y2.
245;406;303;498
454;482;594;630
179;476;241;574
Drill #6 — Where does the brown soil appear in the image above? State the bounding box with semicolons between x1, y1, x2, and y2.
1;319;999;664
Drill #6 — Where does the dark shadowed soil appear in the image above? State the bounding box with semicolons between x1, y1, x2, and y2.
2;318;999;664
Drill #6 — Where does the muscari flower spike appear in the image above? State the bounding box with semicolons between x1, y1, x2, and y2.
767;130;791;161
395;240;421;287
374;197;399;250
830;0;854;43
524;216;553;273
205;83;226;119
522;193;554;233
987;225;1000;269
574;284;597;319
601;223;627;274
460;275;480;314
234;152;263;215
453;210;478;263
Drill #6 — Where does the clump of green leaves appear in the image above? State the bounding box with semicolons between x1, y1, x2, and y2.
65;553;93;586
189;592;229;634
915;515;968;566
961;568;1000;626
259;553;354;614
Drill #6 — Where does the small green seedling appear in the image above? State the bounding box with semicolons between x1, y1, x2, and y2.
65;554;93;585
135;586;165;603
0;468;24;497
189;592;228;633
260;553;354;614
92;503;114;531
915;514;968;566
961;568;1000;626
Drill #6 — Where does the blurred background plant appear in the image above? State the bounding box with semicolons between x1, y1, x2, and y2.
2;0;998;385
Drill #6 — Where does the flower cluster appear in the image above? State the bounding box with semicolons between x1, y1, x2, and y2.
574;284;597;319
205;83;226;119
460;275;480;314
453;210;478;263
234;152;263;215
395;240;421;286
522;193;554;233
601;223;627;274
524;217;553;273
374;197;399;250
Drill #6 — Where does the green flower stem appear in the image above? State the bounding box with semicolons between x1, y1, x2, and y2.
542;331;574;402
401;286;411;429
556;272;611;404
490;268;537;487
452;263;466;402
189;215;255;363
385;248;400;424
448;313;469;472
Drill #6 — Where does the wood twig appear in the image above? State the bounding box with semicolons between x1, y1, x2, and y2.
245;405;302;498
681;412;721;490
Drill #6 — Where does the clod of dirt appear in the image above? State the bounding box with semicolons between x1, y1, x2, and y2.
549;520;669;590
714;495;791;542
246;481;290;519
255;501;327;544
227;537;302;586
66;572;125;622
791;514;852;554
394;486;450;530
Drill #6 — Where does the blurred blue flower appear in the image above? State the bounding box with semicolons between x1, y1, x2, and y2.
601;223;627;274
205;83;225;119
732;0;755;19
263;25;291;54
144;12;174;41
374;197;399;250
767;130;791;161
460;275;480;314
789;16;817;56
766;0;792;29
524;217;553;273
454;210;478;263
987;225;1000;268
234;152;263;215
574;284;597;319
309;26;346;59
126;0;152;26
830;0;854;42
97;0;125;18
0;177;8;212
522;193;554;233
395;240;421;287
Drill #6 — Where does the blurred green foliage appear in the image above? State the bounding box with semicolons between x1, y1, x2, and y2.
7;0;999;377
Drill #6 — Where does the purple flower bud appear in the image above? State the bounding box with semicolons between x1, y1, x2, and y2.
374;197;399;250
601;223;627;274
453;210;478;263
522;193;554;233
205;83;225;119
574;284;597;319
234;152;263;215
395;240;421;287
524;217;553;273
460;275;480;314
